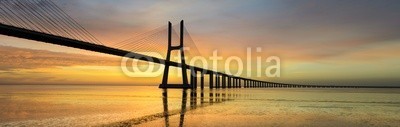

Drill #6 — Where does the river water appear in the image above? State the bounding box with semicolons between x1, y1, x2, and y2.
0;85;399;126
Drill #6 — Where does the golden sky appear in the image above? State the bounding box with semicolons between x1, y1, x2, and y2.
1;0;400;86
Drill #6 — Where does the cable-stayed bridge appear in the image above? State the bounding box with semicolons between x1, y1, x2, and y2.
0;0;393;89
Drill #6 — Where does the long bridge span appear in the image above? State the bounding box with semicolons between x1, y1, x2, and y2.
0;0;396;89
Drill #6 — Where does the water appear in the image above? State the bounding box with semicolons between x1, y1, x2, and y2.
0;85;399;127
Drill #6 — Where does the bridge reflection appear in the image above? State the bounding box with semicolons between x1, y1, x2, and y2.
162;89;238;127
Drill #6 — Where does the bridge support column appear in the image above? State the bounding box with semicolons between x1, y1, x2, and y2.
231;77;234;88
239;79;241;88
231;78;234;88
228;77;232;88
159;21;190;89
249;80;253;88
209;73;214;89
216;74;220;88
236;78;240;88
200;72;204;89
190;69;197;89
234;78;237;88
222;75;226;88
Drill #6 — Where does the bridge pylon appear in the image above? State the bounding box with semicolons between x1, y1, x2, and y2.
159;20;191;89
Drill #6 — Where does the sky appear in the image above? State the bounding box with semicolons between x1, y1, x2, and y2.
0;0;400;86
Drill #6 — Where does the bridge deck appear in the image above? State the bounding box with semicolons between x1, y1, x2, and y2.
1;23;399;89
0;23;246;80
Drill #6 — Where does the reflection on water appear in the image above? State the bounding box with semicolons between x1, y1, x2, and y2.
97;89;238;126
161;89;239;127
0;85;400;126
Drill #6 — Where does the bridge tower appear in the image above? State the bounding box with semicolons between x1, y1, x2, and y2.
159;20;191;89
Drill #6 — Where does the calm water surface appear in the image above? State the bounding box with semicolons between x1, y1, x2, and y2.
0;85;399;126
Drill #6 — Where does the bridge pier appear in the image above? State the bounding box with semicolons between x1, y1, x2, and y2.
249;80;254;88
234;78;237;88
190;69;197;89
228;76;231;88
215;74;219;88
239;79;241;88
249;81;252;88
159;21;190;89
219;74;222;88
209;73;214;89
231;77;234;88
236;78;240;88
249;80;253;88
222;75;226;88
233;77;236;88
200;72;204;89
